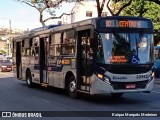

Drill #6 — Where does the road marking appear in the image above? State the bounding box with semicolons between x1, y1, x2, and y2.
39;99;50;103
0;72;13;75
33;96;50;103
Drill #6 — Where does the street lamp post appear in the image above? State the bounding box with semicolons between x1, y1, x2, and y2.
8;20;11;56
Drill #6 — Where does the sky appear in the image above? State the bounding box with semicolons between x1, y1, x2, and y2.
0;0;75;30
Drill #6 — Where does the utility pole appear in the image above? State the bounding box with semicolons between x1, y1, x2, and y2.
8;20;11;56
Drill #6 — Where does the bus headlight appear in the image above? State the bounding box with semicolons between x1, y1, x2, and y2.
148;72;155;83
97;73;111;84
98;73;103;79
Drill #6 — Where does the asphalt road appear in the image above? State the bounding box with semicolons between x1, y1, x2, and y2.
0;72;160;120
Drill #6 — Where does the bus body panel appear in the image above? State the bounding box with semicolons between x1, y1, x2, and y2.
48;65;76;88
90;73;154;95
12;16;155;97
106;71;152;82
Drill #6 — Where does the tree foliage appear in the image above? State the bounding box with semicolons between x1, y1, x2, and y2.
107;0;133;16
14;0;160;44
15;0;73;26
147;0;160;5
15;0;87;26
72;0;132;17
68;0;106;17
76;0;133;17
121;0;160;45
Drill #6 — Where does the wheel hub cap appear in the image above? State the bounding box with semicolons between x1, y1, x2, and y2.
70;81;76;92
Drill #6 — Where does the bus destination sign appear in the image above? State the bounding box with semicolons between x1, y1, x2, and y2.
106;20;137;28
99;19;149;28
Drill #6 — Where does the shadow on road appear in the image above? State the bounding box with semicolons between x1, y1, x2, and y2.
18;81;149;105
1;76;152;105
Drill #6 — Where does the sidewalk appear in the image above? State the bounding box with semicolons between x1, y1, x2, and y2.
155;78;160;85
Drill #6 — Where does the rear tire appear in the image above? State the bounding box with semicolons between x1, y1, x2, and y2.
26;71;34;88
67;76;78;98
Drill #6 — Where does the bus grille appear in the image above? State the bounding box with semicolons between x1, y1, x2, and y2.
111;80;148;90
107;65;151;74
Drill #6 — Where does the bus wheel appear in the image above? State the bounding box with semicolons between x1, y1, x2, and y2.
67;76;77;98
26;71;34;88
111;93;124;98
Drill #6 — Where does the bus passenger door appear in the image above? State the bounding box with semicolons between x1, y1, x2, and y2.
16;41;22;79
39;37;49;84
77;30;93;91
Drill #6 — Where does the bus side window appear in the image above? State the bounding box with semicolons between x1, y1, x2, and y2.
31;48;36;56
62;30;75;55
35;47;39;56
49;33;61;66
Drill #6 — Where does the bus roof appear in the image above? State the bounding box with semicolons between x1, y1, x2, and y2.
30;24;61;33
13;16;153;41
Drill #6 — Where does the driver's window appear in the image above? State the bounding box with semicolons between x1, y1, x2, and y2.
95;32;104;63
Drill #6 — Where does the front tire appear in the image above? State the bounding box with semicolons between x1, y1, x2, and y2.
67;76;78;98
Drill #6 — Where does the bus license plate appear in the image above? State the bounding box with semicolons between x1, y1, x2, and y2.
126;84;136;89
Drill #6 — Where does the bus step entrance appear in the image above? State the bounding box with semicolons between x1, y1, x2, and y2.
41;83;48;87
82;76;91;85
79;76;91;92
80;85;90;91
77;89;90;94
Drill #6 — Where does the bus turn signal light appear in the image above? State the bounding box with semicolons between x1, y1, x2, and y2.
98;74;103;79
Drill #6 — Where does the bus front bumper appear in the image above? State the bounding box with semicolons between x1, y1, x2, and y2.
90;76;155;95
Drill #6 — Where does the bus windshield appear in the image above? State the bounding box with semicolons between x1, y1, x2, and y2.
96;32;153;64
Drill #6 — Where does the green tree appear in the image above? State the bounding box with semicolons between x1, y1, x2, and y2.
121;0;160;45
14;0;132;25
14;0;72;26
73;0;132;17
95;0;106;17
107;0;133;16
78;0;133;17
147;0;160;4
147;0;160;44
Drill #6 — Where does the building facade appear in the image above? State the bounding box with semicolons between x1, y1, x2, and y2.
0;28;8;54
0;27;24;56
62;0;111;24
